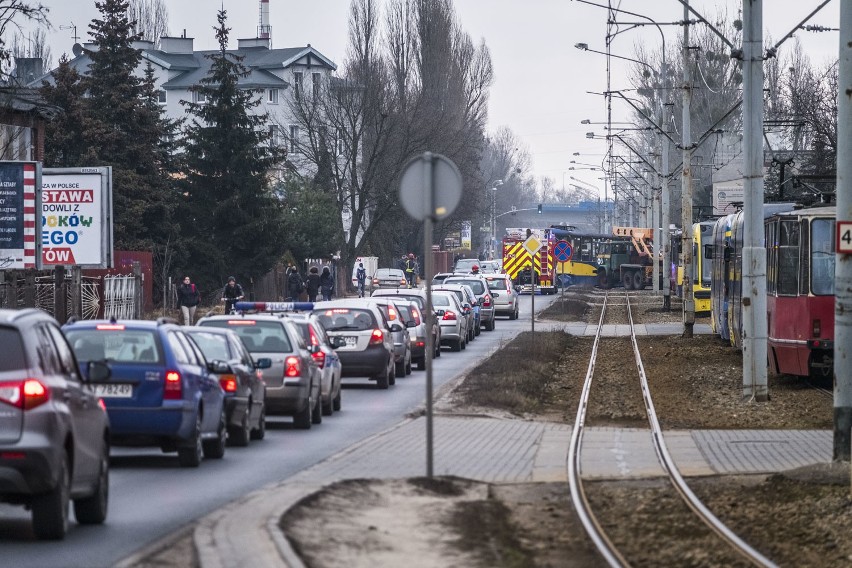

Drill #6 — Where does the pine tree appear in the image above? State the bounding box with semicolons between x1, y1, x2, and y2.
181;9;285;287
40;55;87;167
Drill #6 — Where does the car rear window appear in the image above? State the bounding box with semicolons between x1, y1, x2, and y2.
65;329;163;364
396;304;413;322
185;331;232;361
292;321;313;344
374;269;404;279
445;278;485;294
313;308;376;331
0;327;27;371
432;294;452;307
372;293;425;309
199;320;293;353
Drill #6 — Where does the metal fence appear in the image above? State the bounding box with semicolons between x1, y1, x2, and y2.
0;272;138;320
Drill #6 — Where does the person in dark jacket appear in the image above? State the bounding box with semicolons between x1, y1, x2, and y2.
287;267;304;301
221;276;244;314
305;266;321;302
320;266;335;301
177;276;201;325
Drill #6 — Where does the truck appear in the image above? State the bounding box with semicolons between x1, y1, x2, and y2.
595;227;656;290
501;228;557;294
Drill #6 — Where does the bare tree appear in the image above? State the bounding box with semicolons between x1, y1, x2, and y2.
10;26;51;69
0;0;49;80
127;0;168;45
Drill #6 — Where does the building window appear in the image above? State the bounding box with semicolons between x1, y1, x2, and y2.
268;88;279;104
312;73;321;98
294;72;303;99
268;124;281;147
157;89;167;104
289;125;299;153
192;90;207;104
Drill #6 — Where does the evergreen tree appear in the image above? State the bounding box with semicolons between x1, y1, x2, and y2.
181;9;285;288
40;55;87;167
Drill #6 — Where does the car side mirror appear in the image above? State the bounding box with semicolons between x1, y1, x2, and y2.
254;357;273;370
389;322;404;333
87;360;111;383
208;360;231;374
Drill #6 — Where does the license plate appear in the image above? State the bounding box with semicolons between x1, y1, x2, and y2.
93;383;133;398
343;336;358;346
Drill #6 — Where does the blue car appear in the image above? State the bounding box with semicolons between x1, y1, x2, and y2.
62;319;227;468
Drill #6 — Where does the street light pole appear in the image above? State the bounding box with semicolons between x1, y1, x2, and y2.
490;179;503;260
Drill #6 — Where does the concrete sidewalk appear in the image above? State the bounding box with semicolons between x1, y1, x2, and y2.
186;414;831;568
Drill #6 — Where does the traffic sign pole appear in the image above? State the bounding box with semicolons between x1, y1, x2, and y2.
422;153;434;479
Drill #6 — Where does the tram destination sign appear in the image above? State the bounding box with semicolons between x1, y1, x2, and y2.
838;221;852;254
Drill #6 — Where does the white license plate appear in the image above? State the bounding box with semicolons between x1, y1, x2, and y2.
343;336;358;346
93;383;133;398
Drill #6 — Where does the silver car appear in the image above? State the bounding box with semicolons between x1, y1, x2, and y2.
370;289;441;368
431;291;469;352
371;268;408;290
433;285;478;343
368;297;412;377
284;314;343;416
484;273;520;320
443;275;496;331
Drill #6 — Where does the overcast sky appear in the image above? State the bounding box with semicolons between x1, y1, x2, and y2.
24;0;843;198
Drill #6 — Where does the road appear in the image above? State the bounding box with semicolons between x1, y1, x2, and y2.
0;293;556;567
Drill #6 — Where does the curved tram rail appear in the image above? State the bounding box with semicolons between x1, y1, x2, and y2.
567;290;777;567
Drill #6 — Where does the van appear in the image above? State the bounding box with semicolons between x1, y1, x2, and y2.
351;256;378;290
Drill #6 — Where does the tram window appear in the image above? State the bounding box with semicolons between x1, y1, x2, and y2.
811;219;835;296
777;220;799;295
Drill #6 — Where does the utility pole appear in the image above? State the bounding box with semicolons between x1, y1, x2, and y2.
833;0;851;461
741;0;768;401
681;0;695;335
661;68;671;309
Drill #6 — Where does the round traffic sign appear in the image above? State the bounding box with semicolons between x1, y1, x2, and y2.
398;152;462;221
553;240;573;262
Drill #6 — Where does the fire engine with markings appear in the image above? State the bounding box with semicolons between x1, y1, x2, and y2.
501;228;557;294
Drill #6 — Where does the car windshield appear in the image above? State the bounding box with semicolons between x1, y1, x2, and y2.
66;329;163;364
312;308;376;331
454;259;479;271
199;320;293;353
0;327;26;372
373;293;424;309
445;278;485;294
185;331;232;361
375;269;404;279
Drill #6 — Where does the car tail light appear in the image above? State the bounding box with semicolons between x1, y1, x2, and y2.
164;371;182;400
411;308;422;326
98;398;107;411
285;356;301;378
312;350;326;368
96;323;125;330
370;329;384;345
813;319;821;338
0;379;50;410
372;278;379;285
388;306;397;320
442;310;457;321
219;375;238;393
0;451;26;459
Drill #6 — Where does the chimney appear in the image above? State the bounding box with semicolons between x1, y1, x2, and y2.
258;0;271;41
159;36;194;54
13;57;43;85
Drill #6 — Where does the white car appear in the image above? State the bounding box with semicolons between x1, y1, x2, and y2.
431;291;469;352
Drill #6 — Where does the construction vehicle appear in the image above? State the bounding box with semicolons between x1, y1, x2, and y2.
595;227;656;290
501;228;557;294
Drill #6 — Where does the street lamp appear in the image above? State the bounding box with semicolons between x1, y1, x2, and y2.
489;179;503;260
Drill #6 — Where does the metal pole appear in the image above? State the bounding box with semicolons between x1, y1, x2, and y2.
741;0;768;401
661;46;672;309
423;153;435;478
833;0;852;461
681;1;695;336
653;146;662;295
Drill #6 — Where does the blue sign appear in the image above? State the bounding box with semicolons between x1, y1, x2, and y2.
553;240;573;262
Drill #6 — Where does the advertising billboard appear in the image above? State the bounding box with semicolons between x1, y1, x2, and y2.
40;167;113;268
0;161;40;269
713;179;744;215
460;220;471;250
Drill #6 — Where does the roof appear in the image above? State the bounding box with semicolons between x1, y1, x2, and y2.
0;88;60;119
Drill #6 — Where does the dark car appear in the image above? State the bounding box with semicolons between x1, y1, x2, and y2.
63;319;228;468
184;327;269;446
1;308;111;540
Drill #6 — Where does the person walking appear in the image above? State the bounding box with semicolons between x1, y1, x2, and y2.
320;266;335;301
404;253;417;288
177;276;200;325
287;266;304;302
305;266;321;302
356;262;367;298
221;276;245;314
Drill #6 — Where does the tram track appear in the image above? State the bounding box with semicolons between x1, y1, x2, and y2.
567;290;777;568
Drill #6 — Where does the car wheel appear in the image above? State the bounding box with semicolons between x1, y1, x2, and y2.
322;394;333;416
228;408;251;447
250;404;266;440
74;440;109;525
452;338;462;352
178;413;203;468
405;356;412;376
389;364;396;386
32;452;70;540
416;357;426;371
293;396;313;429
486;318;495;331
332;388;342;412
375;367;390;389
311;391;323;425
203;411;227;459
461;336;467;350
395;360;405;377
474;324;481;336
512;307;519;320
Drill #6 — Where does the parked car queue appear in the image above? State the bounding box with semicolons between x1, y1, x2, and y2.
0;272;514;540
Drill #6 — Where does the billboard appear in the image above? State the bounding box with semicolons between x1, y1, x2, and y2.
40;167;113;268
460;220;471;250
0;161;40;269
713;179;744;215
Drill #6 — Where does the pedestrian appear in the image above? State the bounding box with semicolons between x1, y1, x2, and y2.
221;276;245;314
305;266;321;302
356;262;367;297
287;266;304;302
177;275;200;325
404;253;416;288
320;266;335;301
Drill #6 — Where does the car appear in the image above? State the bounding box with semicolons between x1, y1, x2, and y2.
196;313;322;429
368;297;413;377
479;260;501;274
283;313;343;416
431;291;469;352
183;327;269;445
432;272;459;286
63;318;228;468
311;300;397;389
371;268;408;290
433;285;479;342
483;273;520;320
0;309;111;540
453;258;480;273
443;275;496;331
370;289;441;365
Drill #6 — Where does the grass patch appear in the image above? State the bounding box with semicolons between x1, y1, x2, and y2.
457;331;572;415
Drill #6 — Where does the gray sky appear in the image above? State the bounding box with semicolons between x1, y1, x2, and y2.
24;0;843;199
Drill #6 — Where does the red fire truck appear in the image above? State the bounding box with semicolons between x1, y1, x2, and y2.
501;228;557;294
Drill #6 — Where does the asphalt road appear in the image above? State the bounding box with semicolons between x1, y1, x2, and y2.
0;293;557;567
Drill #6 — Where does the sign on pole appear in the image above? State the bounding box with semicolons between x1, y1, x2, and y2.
553;240;573;262
838;221;852;254
0;161;40;269
523;235;542;256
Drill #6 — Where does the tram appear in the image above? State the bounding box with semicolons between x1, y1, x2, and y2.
547;225;611;287
672;221;714;314
765;206;835;378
